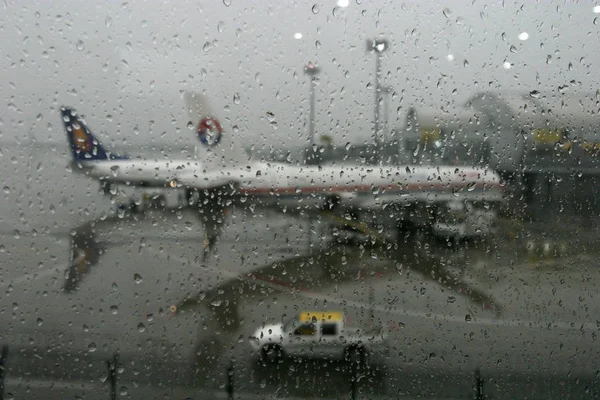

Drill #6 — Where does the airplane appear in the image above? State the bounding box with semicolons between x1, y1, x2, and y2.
61;93;505;250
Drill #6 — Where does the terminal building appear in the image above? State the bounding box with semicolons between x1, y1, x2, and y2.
399;91;600;216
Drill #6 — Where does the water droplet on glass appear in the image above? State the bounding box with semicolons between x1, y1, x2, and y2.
203;41;212;52
315;40;321;50
233;93;240;104
509;45;517;53
312;4;319;14
76;40;85;51
465;314;472;323
442;7;452;18
133;273;142;284
105;16;112;27
211;299;222;307
110;305;119;315
137;323;146;333
3;186;9;194
217;21;225;32
529;90;540;98
36;318;43;326
88;342;97;352
223;0;231;6
546;55;552;64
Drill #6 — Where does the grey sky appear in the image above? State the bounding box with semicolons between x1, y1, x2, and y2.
1;0;599;151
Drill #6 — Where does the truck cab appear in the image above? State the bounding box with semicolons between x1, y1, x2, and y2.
249;311;386;362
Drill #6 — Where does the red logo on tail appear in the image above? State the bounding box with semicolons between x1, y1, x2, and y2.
196;117;223;147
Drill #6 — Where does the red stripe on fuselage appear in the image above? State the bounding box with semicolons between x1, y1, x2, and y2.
238;182;503;196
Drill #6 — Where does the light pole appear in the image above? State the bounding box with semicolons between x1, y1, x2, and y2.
366;38;389;163
380;85;393;144
304;62;321;145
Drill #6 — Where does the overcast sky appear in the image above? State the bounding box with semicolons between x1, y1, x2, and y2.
1;0;600;152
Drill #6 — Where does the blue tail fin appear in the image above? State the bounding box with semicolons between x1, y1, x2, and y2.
61;107;111;162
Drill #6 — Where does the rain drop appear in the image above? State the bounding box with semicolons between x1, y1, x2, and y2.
88;342;97;352
465;314;472;323
137;323;146;333
36;318;43;326
442;7;452;18
217;21;225;33
110;305;119;315
233;93;240;104
133;273;142;283
223;0;231;6
312;4;319;14
3;186;9;194
105;16;112;27
76;40;85;51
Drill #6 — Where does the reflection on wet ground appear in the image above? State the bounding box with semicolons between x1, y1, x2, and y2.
2;203;600;398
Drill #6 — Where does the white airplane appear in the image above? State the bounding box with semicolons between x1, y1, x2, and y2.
61;93;504;243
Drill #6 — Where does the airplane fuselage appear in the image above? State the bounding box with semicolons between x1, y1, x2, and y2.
73;159;201;187
180;162;504;210
75;159;503;211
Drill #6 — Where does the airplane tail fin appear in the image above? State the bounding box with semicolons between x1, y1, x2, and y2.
183;92;250;169
61;107;111;162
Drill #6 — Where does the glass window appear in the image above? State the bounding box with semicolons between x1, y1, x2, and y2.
320;323;338;336
293;323;317;336
3;1;599;399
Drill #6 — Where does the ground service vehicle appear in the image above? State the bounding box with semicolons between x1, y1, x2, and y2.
249;311;387;362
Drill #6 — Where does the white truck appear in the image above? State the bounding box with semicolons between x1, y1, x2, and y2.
249;311;387;363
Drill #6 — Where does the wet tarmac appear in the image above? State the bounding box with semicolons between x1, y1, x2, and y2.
1;147;600;398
